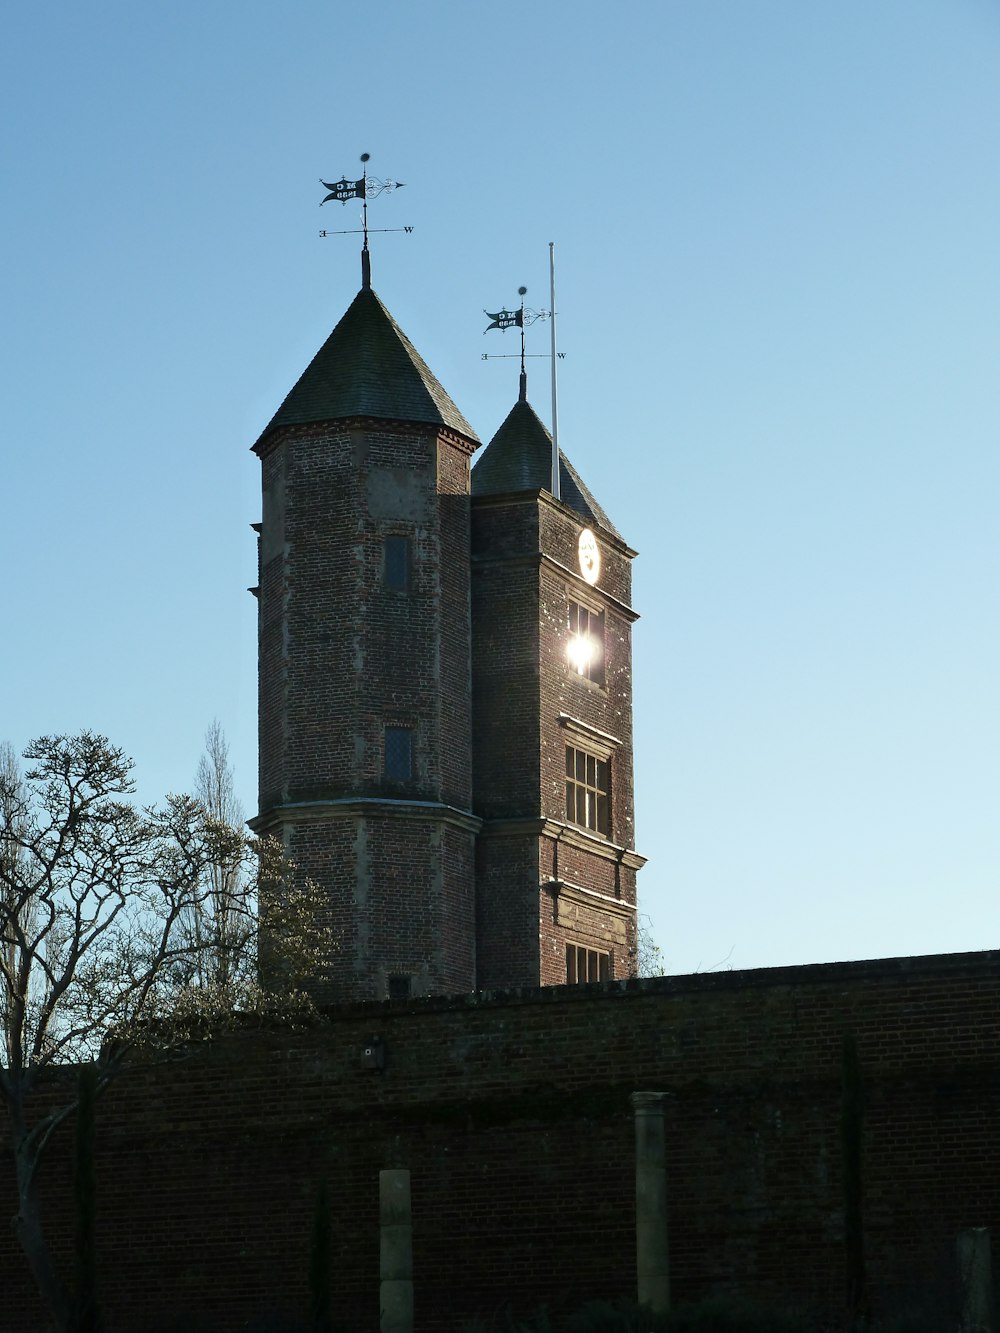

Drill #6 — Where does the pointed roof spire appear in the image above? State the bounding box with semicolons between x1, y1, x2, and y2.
471;395;621;538
254;288;479;451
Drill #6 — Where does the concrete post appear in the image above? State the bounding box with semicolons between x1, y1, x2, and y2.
958;1228;993;1333
631;1091;670;1312
380;1169;413;1333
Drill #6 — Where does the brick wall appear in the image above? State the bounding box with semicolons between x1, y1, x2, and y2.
472;490;641;986
3;950;997;1332
253;419;478;1001
475;830;541;988
257;420;474;810
470;495;542;819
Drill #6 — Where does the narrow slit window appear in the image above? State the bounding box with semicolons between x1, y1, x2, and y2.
384;726;414;782
383;536;410;591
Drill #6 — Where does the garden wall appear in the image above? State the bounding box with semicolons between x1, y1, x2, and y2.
2;948;998;1331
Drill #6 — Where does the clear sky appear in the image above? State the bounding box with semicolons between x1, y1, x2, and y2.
2;1;998;976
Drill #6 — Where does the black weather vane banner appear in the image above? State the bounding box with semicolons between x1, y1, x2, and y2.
483;308;524;333
321;176;366;205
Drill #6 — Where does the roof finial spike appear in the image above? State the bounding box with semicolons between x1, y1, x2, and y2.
360;153;371;288
360;154;370;247
518;286;527;384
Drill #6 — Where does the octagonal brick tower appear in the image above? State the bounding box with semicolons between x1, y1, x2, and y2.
250;279;481;1003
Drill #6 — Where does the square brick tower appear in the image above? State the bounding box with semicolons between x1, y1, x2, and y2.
251;274;644;1000
250;276;481;1003
470;380;645;988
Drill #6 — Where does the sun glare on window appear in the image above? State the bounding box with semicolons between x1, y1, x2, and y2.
567;601;604;685
568;633;595;675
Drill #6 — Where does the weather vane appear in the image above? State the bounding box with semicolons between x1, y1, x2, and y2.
482;286;562;398
484;247;565;503
319;153;412;288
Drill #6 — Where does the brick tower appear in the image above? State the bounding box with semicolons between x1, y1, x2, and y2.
250;267;481;1002
470;376;645;988
251;262;644;999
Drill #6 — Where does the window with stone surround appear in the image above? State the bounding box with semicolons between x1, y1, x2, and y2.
567;599;605;686
565;744;610;836
566;943;611;984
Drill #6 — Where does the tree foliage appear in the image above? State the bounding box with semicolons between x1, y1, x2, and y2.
0;730;329;1331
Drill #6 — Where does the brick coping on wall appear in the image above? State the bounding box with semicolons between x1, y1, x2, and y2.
310;946;1000;1019
25;947;993;1079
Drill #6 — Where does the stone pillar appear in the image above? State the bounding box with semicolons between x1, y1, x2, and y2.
380;1169;413;1333
631;1091;670;1312
958;1228;993;1333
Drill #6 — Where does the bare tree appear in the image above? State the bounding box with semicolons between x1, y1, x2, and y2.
0;732;327;1331
0;743;34;1042
196;720;243;828
636;913;665;978
178;720;246;989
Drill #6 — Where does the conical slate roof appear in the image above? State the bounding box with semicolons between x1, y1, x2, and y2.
255;287;478;448
471;397;621;539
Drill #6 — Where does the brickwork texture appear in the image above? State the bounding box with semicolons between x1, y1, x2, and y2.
2;950;997;1331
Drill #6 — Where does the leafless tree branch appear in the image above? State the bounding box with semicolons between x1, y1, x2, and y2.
0;729;331;1332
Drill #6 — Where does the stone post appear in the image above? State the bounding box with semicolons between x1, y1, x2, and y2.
631;1091;670;1312
380;1169;413;1333
958;1228;993;1333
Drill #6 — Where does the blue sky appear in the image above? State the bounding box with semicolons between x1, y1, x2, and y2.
2;1;998;975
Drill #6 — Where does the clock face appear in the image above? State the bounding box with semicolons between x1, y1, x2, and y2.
578;528;600;586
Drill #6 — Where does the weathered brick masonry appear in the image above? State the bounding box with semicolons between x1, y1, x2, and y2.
470;429;643;992
3;950;997;1331
250;280;646;1002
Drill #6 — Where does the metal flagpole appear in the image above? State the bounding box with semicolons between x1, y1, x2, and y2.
549;242;561;501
